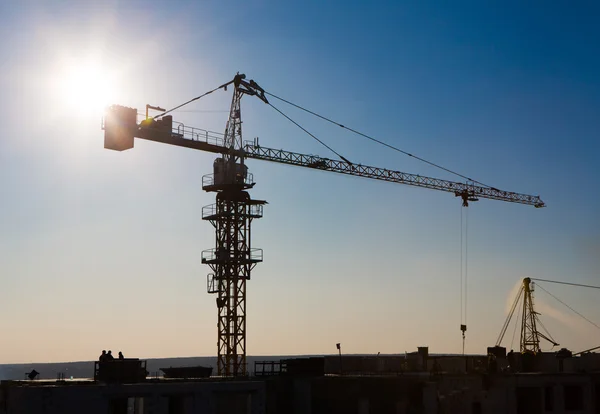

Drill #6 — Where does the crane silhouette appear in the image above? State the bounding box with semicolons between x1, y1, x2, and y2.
102;73;544;376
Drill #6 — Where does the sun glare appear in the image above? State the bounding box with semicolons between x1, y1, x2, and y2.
55;60;116;115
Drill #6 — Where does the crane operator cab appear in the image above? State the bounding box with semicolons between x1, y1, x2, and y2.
213;158;248;186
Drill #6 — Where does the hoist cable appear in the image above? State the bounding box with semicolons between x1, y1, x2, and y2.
460;206;463;327
267;102;352;163
465;207;469;326
264;90;493;188
459;206;470;354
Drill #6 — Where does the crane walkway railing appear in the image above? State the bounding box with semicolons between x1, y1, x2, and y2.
171;121;226;147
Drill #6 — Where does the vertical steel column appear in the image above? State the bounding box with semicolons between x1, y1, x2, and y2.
204;192;263;376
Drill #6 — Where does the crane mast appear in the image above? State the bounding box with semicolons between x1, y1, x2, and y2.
520;277;541;353
102;73;544;377
201;74;268;376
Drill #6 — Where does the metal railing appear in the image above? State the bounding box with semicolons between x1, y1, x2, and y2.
172;121;226;147
207;273;219;294
201;248;263;263
202;204;219;219
202;172;255;188
254;360;285;377
202;203;264;219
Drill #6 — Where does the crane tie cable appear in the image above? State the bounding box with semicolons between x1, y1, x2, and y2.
268;102;352;164
155;80;500;191
536;316;559;345
153;80;235;120
510;308;520;350
153;79;494;191
536;283;600;331
532;278;600;290
264;90;493;188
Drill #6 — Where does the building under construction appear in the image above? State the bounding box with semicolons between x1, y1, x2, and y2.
3;346;600;414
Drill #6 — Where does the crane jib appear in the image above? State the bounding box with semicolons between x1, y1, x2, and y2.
242;144;545;207
101;104;544;208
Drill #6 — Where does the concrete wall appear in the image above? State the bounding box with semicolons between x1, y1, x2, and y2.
465;374;593;414
1;380;266;414
324;356;406;374
2;385;108;414
3;371;599;414
419;372;597;414
577;353;600;372
309;376;424;414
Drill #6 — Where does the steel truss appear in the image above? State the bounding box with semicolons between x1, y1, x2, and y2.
520;277;540;353
201;74;267;376
202;190;264;376
243;144;545;207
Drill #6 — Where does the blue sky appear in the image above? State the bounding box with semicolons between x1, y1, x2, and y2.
0;0;599;363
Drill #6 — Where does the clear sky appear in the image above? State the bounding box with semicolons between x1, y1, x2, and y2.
0;0;599;364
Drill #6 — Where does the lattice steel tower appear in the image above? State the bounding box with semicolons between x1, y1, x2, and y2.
201;74;267;376
520;277;541;353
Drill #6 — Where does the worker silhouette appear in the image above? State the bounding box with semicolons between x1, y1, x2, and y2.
99;350;107;362
106;350;115;361
118;351;124;360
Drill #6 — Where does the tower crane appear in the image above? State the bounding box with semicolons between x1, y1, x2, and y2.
102;73;545;377
497;277;600;354
496;278;559;354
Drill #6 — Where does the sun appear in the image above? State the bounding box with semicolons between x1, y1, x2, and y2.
55;59;116;115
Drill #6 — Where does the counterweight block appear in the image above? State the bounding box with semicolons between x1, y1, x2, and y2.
103;105;137;151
